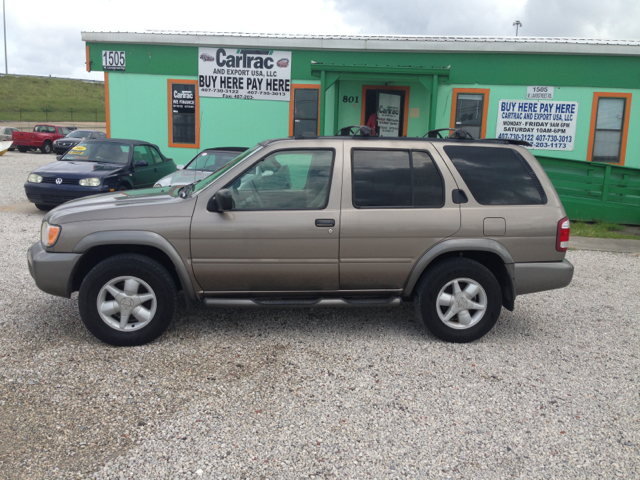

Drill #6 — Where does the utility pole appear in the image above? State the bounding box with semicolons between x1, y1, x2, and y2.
3;0;7;73
513;20;522;37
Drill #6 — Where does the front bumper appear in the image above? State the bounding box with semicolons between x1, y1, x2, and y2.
24;182;110;206
514;259;574;295
28;242;82;298
53;146;72;154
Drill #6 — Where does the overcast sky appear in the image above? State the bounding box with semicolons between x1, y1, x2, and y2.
2;0;640;80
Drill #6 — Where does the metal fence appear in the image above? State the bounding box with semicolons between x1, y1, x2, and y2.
0;108;106;122
537;156;640;226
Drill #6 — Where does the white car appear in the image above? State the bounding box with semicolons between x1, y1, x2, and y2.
154;147;247;187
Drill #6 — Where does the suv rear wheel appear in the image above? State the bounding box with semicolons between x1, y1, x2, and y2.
416;258;502;343
78;254;177;346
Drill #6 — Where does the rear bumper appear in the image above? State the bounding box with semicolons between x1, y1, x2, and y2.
28;242;82;298
514;259;574;295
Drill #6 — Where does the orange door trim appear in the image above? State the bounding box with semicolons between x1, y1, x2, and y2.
104;72;110;138
360;85;410;137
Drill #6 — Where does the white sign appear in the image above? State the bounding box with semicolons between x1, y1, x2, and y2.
496;100;579;151
527;86;554;100
377;93;401;137
198;48;292;101
102;51;126;71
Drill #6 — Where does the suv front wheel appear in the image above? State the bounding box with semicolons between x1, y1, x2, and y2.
78;254;177;346
416;258;502;343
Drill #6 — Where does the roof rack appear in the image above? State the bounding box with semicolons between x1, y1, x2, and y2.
287;128;532;147
422;128;532;146
424;128;474;139
335;125;378;137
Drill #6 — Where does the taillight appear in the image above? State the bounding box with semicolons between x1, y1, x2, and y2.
556;217;570;252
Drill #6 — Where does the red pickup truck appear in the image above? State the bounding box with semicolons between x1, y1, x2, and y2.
12;125;70;154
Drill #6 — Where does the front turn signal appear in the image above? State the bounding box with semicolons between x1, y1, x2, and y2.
41;221;61;247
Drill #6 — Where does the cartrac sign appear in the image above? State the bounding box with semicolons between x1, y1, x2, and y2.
198;48;292;101
496;100;579;151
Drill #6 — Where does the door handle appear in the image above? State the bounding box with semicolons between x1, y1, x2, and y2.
315;219;335;227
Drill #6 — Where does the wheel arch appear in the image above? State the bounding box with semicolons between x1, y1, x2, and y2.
70;231;199;304
403;239;516;311
117;178;133;189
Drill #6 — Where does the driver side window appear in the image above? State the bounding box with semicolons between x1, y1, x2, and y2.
226;149;334;210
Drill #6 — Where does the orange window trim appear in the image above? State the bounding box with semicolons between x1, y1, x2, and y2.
104;72;110;138
289;84;321;137
450;88;490;139
86;45;90;72
167;79;200;149
360;85;411;137
587;92;632;166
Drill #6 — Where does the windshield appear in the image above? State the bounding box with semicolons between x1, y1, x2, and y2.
67;130;92;139
186;150;242;172
192;145;264;194
61;141;131;164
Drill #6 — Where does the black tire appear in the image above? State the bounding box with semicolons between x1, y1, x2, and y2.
18;146;27;153
416;258;502;343
34;204;54;211
40;141;52;154
78;254;177;346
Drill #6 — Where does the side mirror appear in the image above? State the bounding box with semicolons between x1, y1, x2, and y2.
56;155;62;161
207;188;234;212
176;165;185;170
135;160;149;167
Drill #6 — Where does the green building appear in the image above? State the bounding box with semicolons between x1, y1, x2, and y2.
83;32;640;222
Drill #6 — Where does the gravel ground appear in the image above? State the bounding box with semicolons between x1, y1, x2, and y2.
0;151;638;479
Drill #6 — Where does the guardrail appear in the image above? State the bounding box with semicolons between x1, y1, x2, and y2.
537;156;640;226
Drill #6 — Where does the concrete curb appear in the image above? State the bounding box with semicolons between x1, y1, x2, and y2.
569;236;640;254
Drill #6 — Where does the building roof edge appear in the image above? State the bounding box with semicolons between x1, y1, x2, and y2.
81;31;640;56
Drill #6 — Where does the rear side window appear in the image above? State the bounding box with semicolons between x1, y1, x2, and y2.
352;149;444;208
150;147;163;164
444;146;546;205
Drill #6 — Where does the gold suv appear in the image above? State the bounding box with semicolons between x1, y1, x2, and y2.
28;135;573;346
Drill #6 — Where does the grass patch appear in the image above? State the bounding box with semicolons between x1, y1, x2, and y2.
0;75;105;122
571;221;640;240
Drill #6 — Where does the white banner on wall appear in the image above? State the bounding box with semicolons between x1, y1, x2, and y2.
198;47;292;101
496;100;579;151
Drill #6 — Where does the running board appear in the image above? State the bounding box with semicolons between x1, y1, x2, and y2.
203;297;402;308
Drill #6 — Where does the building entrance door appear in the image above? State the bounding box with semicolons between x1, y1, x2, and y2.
362;86;409;137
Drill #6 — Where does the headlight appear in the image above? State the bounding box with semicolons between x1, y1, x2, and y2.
41;221;61;247
28;173;43;183
79;177;101;187
153;183;162;188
